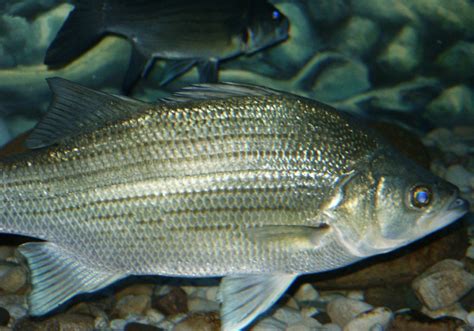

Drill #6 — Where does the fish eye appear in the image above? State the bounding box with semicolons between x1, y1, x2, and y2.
272;10;281;20
241;28;249;44
410;185;432;208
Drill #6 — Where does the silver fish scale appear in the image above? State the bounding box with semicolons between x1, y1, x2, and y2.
1;95;379;275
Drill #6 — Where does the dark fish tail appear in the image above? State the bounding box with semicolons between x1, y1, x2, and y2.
44;0;107;66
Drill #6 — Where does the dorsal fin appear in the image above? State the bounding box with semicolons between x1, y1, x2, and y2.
163;82;280;103
26;78;147;149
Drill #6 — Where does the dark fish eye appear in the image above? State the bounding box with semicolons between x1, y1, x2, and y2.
272;10;281;20
241;28;249;44
410;185;432;208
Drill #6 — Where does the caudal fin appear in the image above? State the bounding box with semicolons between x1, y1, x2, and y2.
44;0;106;66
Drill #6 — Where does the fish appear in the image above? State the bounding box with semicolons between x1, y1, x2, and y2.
0;78;468;330
44;0;290;94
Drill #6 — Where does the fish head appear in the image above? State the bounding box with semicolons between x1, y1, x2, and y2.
331;152;469;258
243;2;289;54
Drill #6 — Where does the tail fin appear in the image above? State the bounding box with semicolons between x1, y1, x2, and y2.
44;0;106;66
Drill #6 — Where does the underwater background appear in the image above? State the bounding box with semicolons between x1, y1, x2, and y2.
0;0;473;330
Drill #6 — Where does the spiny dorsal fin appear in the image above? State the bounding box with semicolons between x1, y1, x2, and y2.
26;78;147;149
163;82;280;103
18;242;126;316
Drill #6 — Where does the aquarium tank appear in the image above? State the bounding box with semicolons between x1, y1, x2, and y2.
0;0;473;330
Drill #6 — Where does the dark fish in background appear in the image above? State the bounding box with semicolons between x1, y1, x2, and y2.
0;78;468;330
44;0;290;93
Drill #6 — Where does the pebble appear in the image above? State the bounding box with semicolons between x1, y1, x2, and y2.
13;313;96;331
251;317;286;331
273;306;303;325
152;286;188;316
145;309;165;325
343;307;393;331
187;297;219;313
468;311;474;326
294;284;319;303
0;118;11;149
173;312;220;331
124;322;164;331
326;297;373;327
436;41;474;80
307;0;350;25
285;296;300;310
425;85;474;127
301;306;318;318
0;263;26;294
0;307;9;326
114;294;151;319
365;285;421;311
445;165;473;193
377;25;423;77
351;0;415;24
0;247;15;261
205;287;219;302
412;259;474;310
421;302;468;321
110;318;128;330
319;323;342;331
333;16;380;58
116;283;154;301
389;309;466;331
311;57;370;102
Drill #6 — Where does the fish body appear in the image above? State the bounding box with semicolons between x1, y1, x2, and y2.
1;79;468;330
44;0;289;93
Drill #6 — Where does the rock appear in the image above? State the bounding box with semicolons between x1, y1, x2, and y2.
312;223;468;289
426;85;474;127
445;165;473;193
116;283;154;301
310;56;370;102
273;307;303;325
110;318;128;330
436;42;474;80
343;307;393;331
326;297;373;327
388;310;466;331
152;286;188;316
0;119;11;148
307;0;351;26
205;287;218;302
365;285;421;311
334;76;441;114
294;284;319;304
301;306;318;318
377;25;423;77
421;302;468;321
467;311;474;326
320;323;342;331
407;0;474;38
13;313;95;331
332;16;380;58
173;312;220;331
0;247;15;261
5;115;37;140
145;309;165;325
251;317;286;331
0;307;9;326
114;294;151;319
187;297;219;313
0;295;27;322
351;0;415;25
0;262;26;294
125;322;164;331
412;259;474;310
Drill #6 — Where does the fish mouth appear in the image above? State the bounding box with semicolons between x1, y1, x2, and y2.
447;197;469;212
421;194;469;234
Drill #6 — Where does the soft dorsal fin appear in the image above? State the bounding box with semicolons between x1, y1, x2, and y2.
26;78;147;149
163;82;280;103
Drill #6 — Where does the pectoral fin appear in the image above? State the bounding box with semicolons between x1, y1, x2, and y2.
247;224;332;250
18;242;126;316
219;273;297;330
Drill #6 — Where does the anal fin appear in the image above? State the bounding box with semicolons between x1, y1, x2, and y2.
18;242;126;316
219;273;297;330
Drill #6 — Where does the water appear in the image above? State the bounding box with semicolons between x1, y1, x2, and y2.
0;0;473;329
